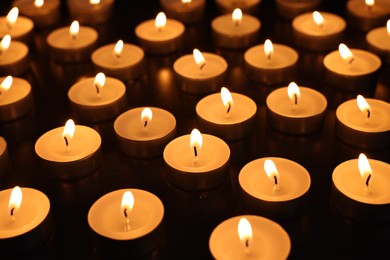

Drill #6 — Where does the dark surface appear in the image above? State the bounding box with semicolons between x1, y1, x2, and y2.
0;0;390;259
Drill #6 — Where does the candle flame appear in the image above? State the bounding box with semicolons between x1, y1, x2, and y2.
70;21;79;40
193;49;206;71
0;76;13;94
312;11;324;28
358;153;373;188
356;95;371;119
6;7;19;29
264;159;279;189
155;12;167;32
90;0;100;5
94;72;105;95
35;0;44;8
62;119;75;149
113;40;124;59
121;191;134;219
339;43;354;65
0;34;11;54
387;20;390;35
190;128;202;160
232;8;242;27
287;82;301;106
141;107;153;128
221;87;234;115
8;186;22;219
365;0;375;7
237;217;252;251
264;39;273;60
182;0;191;3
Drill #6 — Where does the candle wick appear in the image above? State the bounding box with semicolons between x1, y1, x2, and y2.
348;57;355;65
144;120;148;128
245;239;249;248
365;174;372;187
366;109;371;119
115;53;121;61
124;208;130;231
267;53;272;61
193;146;198;158
199;62;206;71
10;207;15;217
227;103;231;114
294;94;298;106
64;136;70;150
124;208;128;218
273;175;278;185
95;84;100;96
234;20;240;27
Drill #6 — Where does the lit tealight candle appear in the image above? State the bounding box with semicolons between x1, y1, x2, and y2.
135;12;185;55
173;49;228;94
0;76;34;122
0;136;9;178
0;186;51;256
114;107;177;158
336;95;390;149
266;82;327;135
366;19;390;64
13;0;60;28
209;215;291;259
67;0;114;25
160;0;205;24
275;0;321;20
211;8;261;49
91;40;145;82
47;20;98;62
323;43;381;91
0;7;33;43
239;157;311;219
88;189;164;258
346;0;390;32
292;11;346;52
196;87;257;140
215;0;262;14
332;154;390;223
35;119;102;180
163;128;230;191
0;34;30;75
244;39;298;85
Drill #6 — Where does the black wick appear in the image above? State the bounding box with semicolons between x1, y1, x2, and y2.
294;94;298;105
144;121;148;127
124;208;128;218
273;175;278;185
366;174;372;187
227;103;231;114
95;84;100;95
194;146;198;157
10;207;15;216
64;136;69;147
367;110;371;119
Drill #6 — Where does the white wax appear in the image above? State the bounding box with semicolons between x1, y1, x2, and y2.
0;187;50;239
209;215;290;260
47;26;98;50
323;49;381;76
88;189;164;240
68;77;125;107
333;159;390;204
292;12;346;36
239;157;311;202
366;26;390;52
0;77;30;106
347;0;390;19
163;134;230;173
266;87;327;118
244;44;298;69
135;19;185;42
0;41;28;66
196;92;256;125
336;98;390;133
173;53;227;80
211;13;261;37
35;125;101;162
0;16;33;39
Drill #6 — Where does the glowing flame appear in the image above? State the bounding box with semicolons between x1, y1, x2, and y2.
0;76;13;94
190;128;202;160
182;0;191;3
62;119;75;149
287;82;301;106
313;11;324;28
35;0;44;8
358;153;373;188
8;186;22;219
0;34;11;54
141;107;153;128
94;72;105;95
70;21;79;40
113;40;124;59
155;12;167;32
237;217;253;251
90;0;100;5
221;87;234;114
264;159;279;189
232;8;242;27
6;7;19;29
365;0;375;8
264;39;273;60
356;95;371;119
193;49;206;70
339;43;354;64
121;191;134;219
387;20;390;35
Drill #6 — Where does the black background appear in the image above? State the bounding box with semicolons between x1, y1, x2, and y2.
0;0;390;259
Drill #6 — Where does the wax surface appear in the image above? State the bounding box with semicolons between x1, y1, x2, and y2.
92;43;144;69
0;41;28;66
347;0;390;18
366;27;390;51
174;53;227;79
135;19;184;41
293;12;346;36
0;16;33;38
0;136;6;155
14;0;60;16
244;44;298;69
47;26;98;49
212;14;260;36
0;77;30;106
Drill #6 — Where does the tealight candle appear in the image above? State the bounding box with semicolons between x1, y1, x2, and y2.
67;0;114;25
346;0;390;32
160;0;205;24
239;157;311;219
332;153;390;223
88;189;164;258
0;187;51;256
209;215;291;259
173;49;228;94
114;107;176;158
0;35;30;75
266;82;327;135
211;8;261;49
215;0;261;14
135;12;185;55
35;119;102;180
292;11;346;52
275;0;321;20
336;95;390;149
196;87;257;140
323;44;381;91
47;20;98;62
163;128;230;191
366;20;390;64
0;76;34;122
0;136;9;178
244;39;298;85
0;7;33;43
91;40;145;82
13;0;61;28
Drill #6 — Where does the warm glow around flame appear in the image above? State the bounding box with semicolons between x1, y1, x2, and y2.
313;11;324;27
264;159;279;186
221;87;234;113
232;8;242;27
155;12;167;31
182;0;191;3
358;153;372;186
141;107;153;127
190;128;202;152
35;0;44;8
90;0;100;5
70;21;79;39
6;7;19;28
287;82;301;106
8;186;22;218
113;40;124;59
264;39;273;60
237;217;252;251
94;72;106;89
193;49;206;70
0;76;13;93
357;95;371;114
121;191;134;218
339;43;354;64
387;20;390;35
365;0;375;7
1;34;11;54
62;119;75;143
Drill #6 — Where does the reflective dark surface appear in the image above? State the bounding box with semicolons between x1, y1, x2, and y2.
0;0;389;259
